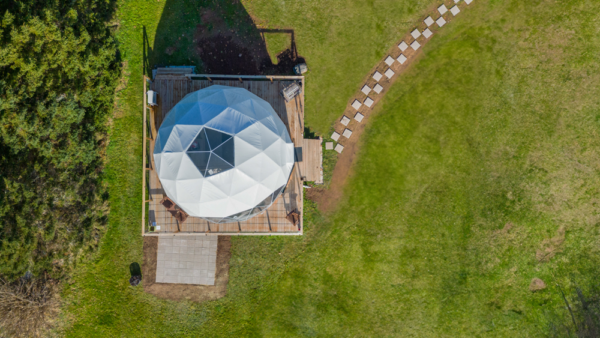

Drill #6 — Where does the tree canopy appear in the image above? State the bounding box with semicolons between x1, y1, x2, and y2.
0;0;120;280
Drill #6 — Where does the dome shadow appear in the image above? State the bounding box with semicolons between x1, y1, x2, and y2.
143;0;305;76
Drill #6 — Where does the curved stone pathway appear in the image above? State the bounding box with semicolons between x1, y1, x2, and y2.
315;0;475;212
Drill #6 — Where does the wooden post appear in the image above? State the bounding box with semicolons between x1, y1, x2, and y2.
266;210;272;232
149;108;157;140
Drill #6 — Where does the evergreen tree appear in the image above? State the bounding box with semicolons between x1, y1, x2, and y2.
0;0;120;280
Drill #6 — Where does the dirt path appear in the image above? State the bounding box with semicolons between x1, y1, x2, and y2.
309;1;473;214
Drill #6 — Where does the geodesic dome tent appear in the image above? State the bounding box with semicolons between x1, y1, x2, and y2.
153;85;295;223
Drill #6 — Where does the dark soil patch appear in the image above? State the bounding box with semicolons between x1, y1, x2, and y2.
193;9;304;75
195;34;261;74
142;236;231;303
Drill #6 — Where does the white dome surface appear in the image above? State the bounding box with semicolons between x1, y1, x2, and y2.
153;85;295;223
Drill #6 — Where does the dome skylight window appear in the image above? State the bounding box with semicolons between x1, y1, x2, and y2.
186;128;235;177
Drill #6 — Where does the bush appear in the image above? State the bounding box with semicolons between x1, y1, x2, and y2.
0;276;58;338
549;284;600;338
0;0;120;280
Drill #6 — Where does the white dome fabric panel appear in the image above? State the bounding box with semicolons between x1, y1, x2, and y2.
153;85;295;223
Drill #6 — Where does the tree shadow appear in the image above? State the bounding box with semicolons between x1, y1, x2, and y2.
144;0;305;76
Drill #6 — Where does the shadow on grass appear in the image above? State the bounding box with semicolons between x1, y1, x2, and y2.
144;0;304;76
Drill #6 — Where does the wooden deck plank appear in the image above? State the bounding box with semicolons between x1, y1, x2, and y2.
300;138;323;183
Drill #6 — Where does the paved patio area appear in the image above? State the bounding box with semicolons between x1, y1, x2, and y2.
156;236;218;285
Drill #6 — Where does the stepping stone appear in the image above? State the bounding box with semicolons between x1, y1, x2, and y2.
450;5;460;16
423;28;433;39
343;128;353;138
424;16;434;27
352;99;362;110
341;116;351;126
335;144;344;153
331;131;340;141
373;83;384;94
436;17;447;27
385;56;395;66
397;54;407;64
361;85;372;95
438;4;448;15
398;41;409;52
411;29;421;39
465;0;472;4
354;112;364;122
373;71;383;82
364;97;374;108
325;142;334;150
411;40;421;51
454;0;461;2
384;68;395;79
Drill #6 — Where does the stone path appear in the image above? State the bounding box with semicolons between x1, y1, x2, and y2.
313;0;476;213
156;236;218;285
330;0;475;152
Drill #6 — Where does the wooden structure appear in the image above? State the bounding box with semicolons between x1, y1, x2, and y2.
300;138;323;183
141;72;322;236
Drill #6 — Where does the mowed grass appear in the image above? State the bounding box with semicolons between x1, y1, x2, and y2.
244;0;438;135
59;0;600;336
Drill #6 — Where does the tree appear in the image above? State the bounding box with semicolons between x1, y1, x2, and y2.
0;0;120;280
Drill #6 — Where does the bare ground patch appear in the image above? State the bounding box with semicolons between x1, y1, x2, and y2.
192;9;304;75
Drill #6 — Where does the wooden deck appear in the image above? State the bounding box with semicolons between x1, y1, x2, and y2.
142;73;318;236
300;138;323;184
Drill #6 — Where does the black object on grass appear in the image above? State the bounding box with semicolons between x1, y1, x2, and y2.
129;262;142;286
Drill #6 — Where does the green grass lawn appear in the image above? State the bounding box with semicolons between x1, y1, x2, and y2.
59;0;600;336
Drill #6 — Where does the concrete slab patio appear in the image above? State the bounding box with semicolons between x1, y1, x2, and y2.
156;236;218;285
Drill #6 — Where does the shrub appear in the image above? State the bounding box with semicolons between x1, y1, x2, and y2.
0;0;120;279
0;276;58;338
